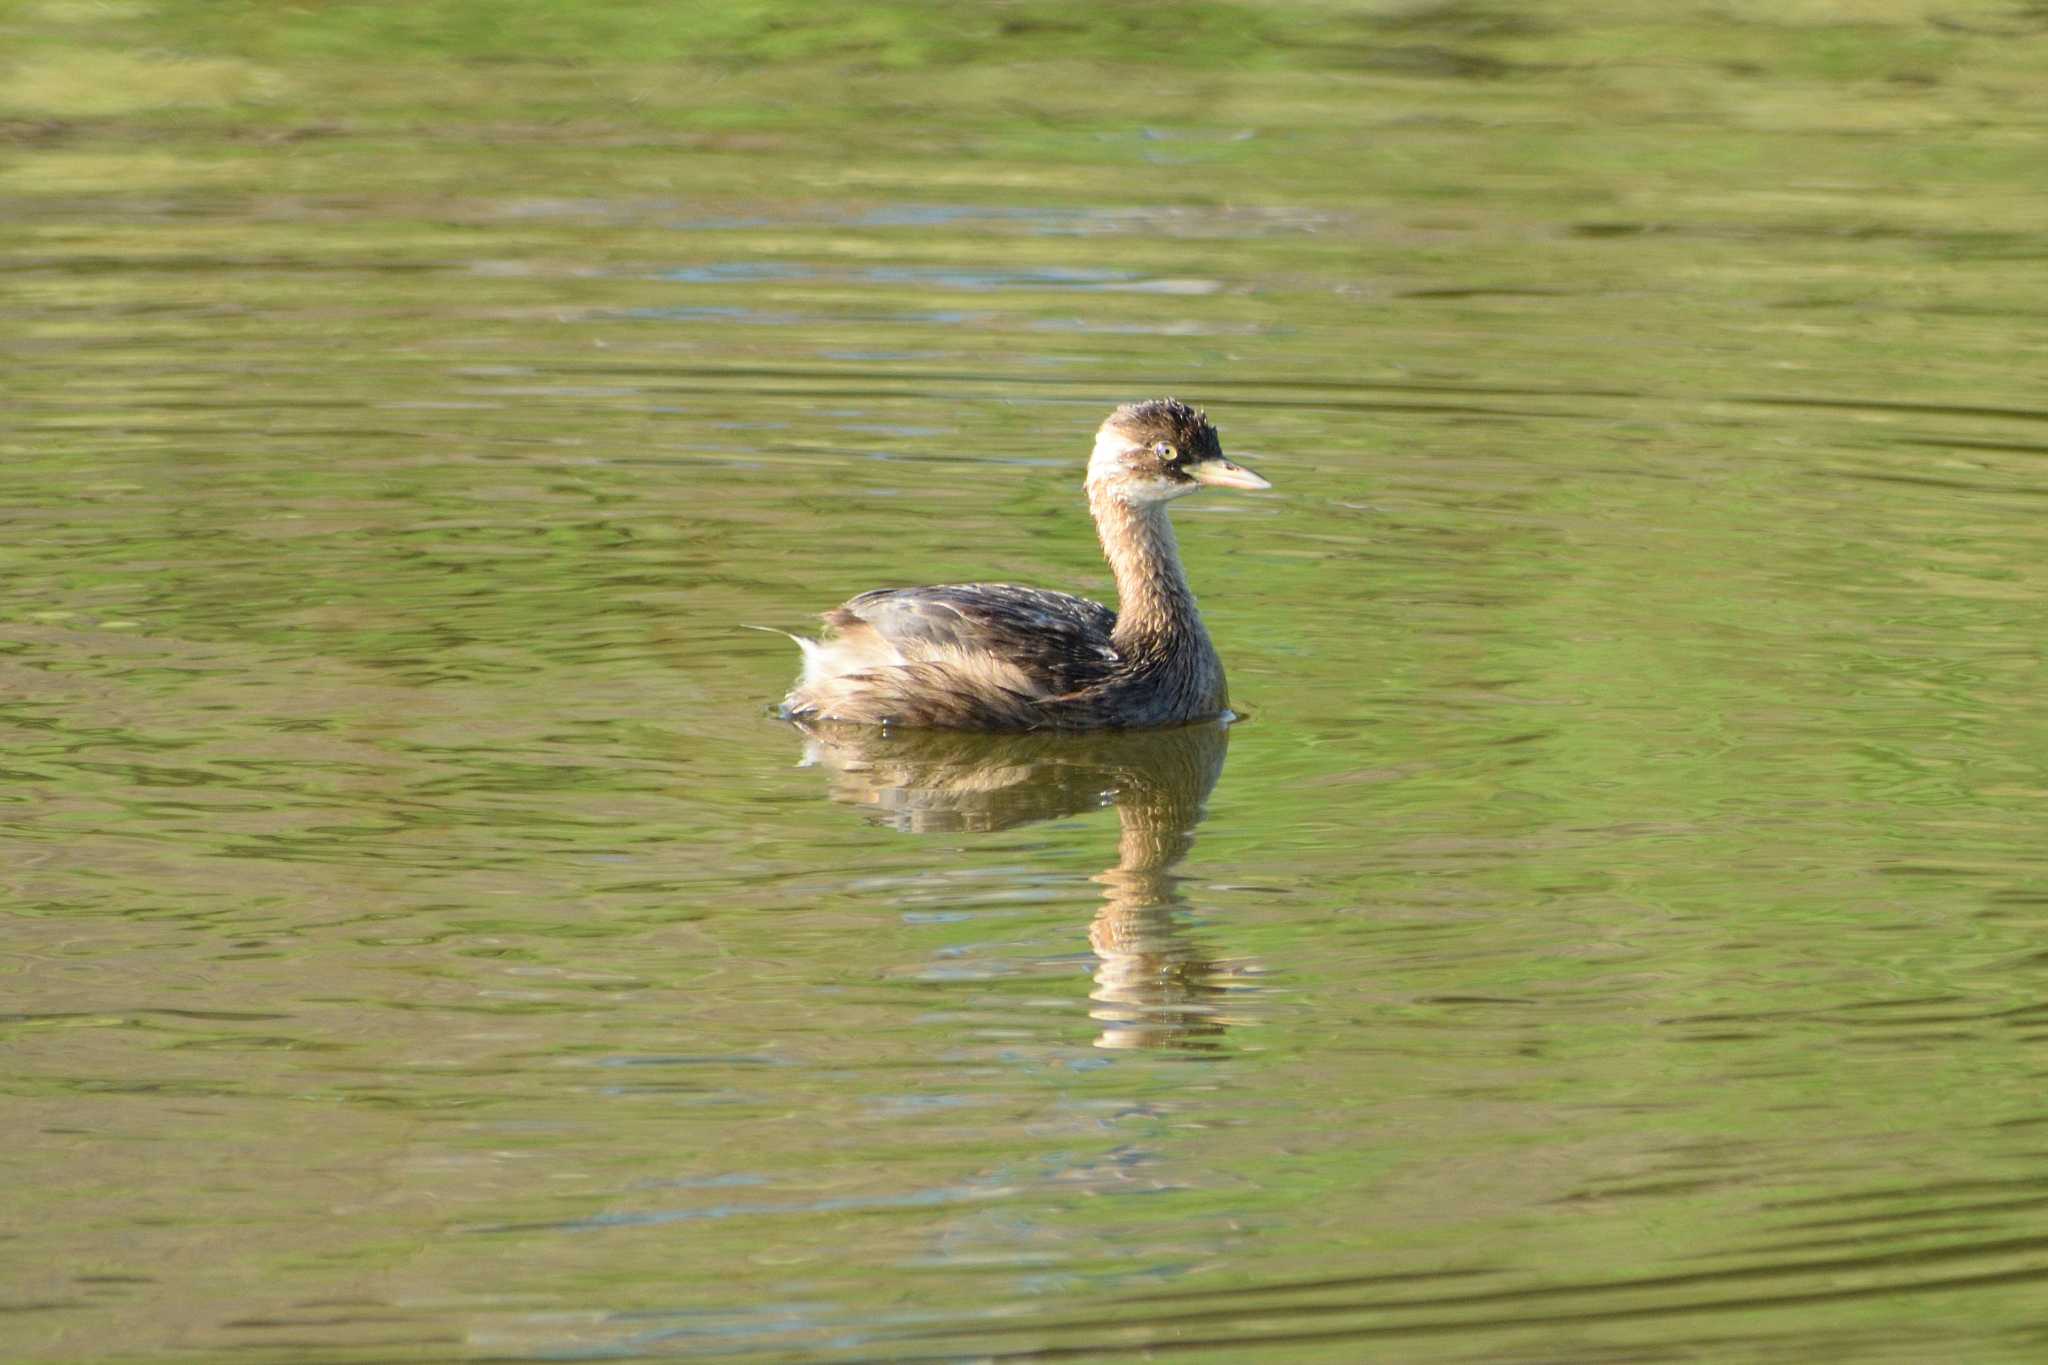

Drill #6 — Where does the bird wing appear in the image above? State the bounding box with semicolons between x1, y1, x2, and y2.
827;584;1119;695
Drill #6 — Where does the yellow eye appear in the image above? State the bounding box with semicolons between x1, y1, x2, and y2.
1153;441;1177;460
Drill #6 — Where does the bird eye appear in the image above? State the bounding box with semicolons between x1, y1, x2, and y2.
1153;441;1177;460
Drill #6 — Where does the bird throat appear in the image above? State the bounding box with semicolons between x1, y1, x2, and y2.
1088;488;1210;661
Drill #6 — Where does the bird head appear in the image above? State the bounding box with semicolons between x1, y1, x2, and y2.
1086;398;1270;506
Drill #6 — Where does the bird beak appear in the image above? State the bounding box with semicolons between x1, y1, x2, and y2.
1190;457;1271;491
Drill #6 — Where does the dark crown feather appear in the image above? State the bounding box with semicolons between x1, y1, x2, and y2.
1109;398;1222;461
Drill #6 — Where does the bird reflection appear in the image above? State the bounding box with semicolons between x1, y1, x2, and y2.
790;720;1256;1051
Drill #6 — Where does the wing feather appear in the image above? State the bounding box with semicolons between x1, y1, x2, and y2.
829;584;1118;697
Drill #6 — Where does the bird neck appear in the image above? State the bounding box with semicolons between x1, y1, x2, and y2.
1089;486;1209;657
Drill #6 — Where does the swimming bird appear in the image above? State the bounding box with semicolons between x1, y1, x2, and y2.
774;399;1269;729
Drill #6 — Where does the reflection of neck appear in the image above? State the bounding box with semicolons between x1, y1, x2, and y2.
1088;771;1222;1050
1088;817;1190;961
1089;487;1208;659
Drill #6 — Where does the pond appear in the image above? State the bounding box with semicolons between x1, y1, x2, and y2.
7;4;2048;1360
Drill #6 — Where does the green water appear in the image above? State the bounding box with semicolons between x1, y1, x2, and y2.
7;3;2048;1360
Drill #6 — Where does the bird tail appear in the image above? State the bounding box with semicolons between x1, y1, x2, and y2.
742;623;823;669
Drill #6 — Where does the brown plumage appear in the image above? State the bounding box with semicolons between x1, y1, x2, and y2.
775;400;1271;730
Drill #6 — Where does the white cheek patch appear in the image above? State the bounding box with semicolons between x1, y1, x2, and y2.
1087;427;1134;484
1111;474;1195;506
1088;428;1201;505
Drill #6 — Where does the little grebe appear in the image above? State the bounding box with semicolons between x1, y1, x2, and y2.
775;399;1269;730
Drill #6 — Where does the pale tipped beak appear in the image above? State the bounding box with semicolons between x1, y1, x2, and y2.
1190;457;1271;491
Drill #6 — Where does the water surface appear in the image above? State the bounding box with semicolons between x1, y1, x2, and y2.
7;5;2048;1360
